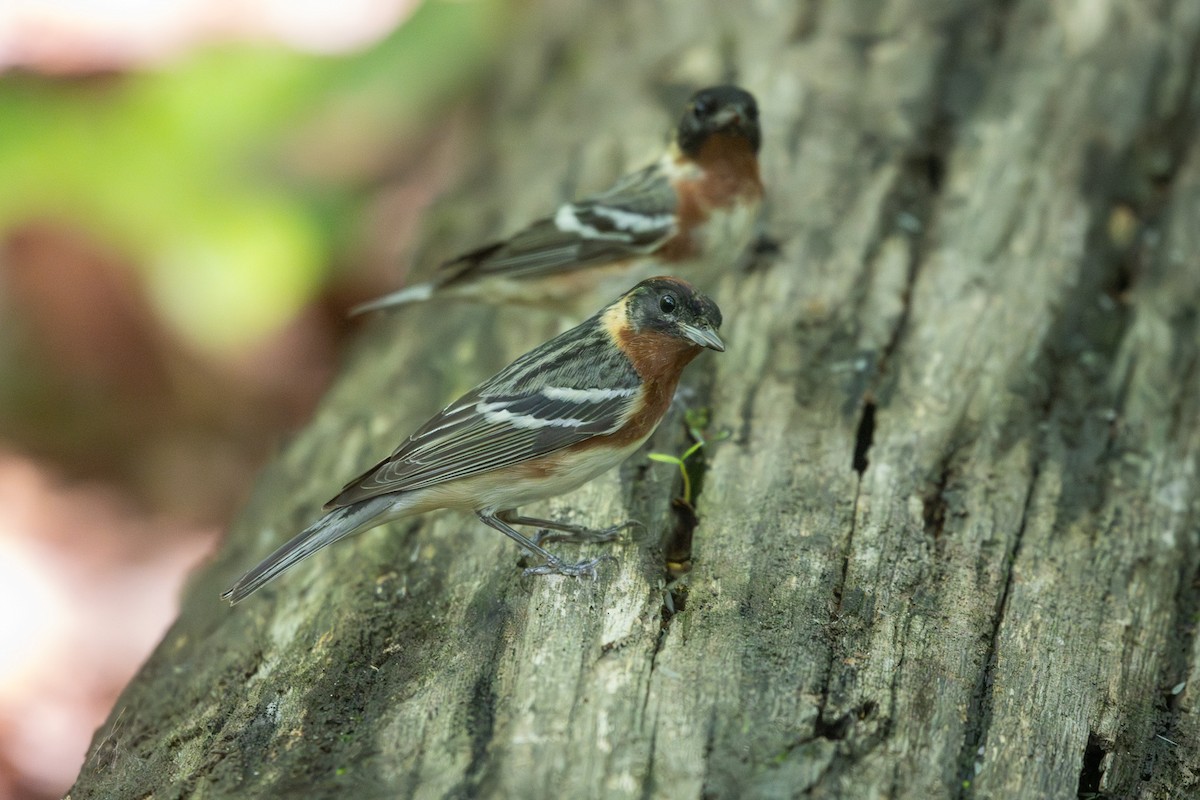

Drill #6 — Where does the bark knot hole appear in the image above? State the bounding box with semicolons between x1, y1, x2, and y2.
1077;732;1109;797
852;401;877;474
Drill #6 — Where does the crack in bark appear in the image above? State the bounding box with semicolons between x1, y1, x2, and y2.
954;461;1038;798
845;88;956;475
638;716;660;800
815;468;861;736
921;453;952;545
851;400;877;474
817;0;993;756
1076;732;1111;798
806;9;983;772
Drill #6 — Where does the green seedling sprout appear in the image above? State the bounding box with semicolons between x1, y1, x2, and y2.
648;408;729;506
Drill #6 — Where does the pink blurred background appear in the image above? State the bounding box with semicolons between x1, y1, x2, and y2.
0;1;503;796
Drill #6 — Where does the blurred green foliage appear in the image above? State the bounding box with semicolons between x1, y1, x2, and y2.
0;0;506;353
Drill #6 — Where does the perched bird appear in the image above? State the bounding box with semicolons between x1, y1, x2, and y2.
223;277;725;604
351;85;763;315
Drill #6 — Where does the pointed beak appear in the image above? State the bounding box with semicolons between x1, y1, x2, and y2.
712;106;743;128
679;322;725;352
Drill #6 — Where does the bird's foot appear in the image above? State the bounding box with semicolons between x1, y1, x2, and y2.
532;520;642;546
524;554;616;580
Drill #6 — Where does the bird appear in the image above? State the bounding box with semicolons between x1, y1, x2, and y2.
222;276;725;604
350;85;763;315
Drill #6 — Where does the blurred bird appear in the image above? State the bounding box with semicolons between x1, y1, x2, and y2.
223;277;725;604
351;85;763;315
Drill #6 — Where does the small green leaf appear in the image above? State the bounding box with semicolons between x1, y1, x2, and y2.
684;407;711;432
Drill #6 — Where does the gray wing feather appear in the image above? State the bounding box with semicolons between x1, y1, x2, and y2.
327;321;640;508
439;163;679;284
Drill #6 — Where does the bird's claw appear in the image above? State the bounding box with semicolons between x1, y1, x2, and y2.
532;520;643;546
523;554;616;580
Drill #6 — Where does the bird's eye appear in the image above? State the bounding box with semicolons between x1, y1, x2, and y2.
659;293;677;314
692;97;714;118
745;102;759;120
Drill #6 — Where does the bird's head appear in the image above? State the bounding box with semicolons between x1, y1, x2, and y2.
621;276;724;352
676;85;761;157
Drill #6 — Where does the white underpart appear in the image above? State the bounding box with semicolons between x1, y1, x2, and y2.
471;435;650;512
540;386;637;402
702;200;761;265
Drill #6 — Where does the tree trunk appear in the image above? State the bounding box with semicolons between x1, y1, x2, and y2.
71;1;1200;797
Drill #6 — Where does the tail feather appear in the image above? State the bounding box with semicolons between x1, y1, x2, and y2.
222;495;396;604
349;282;436;316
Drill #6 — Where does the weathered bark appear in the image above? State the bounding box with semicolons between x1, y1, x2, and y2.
71;1;1200;798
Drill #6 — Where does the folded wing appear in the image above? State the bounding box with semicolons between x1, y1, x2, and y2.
327;324;642;507
438;162;680;284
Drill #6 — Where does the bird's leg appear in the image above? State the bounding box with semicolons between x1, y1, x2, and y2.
495;510;642;546
477;511;614;579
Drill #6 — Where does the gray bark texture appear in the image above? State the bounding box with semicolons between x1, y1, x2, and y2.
71;1;1200;798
